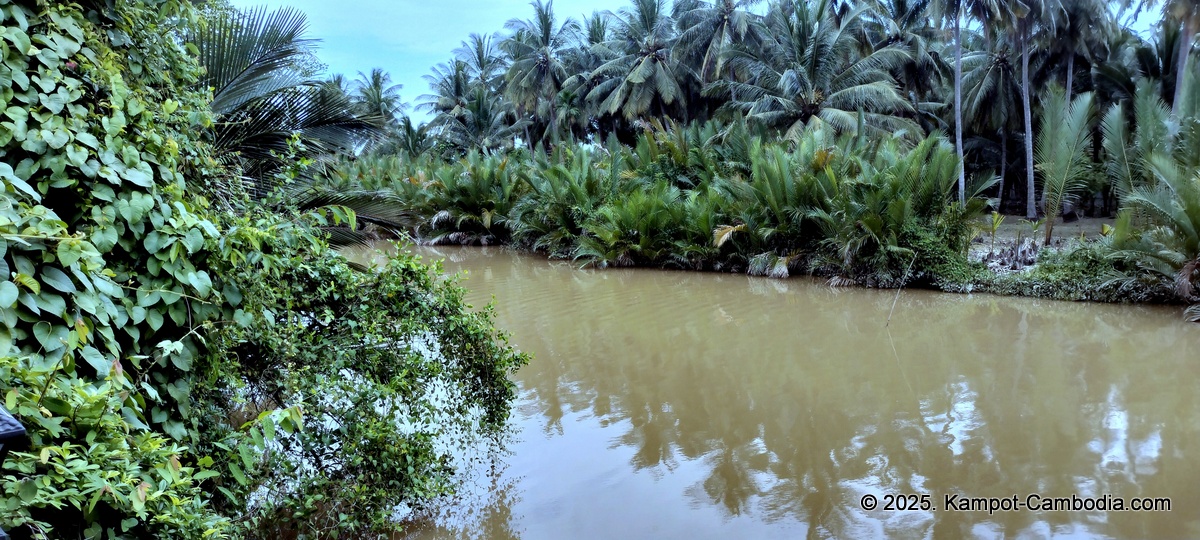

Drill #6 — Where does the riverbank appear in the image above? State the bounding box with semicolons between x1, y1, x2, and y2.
316;126;1197;321
385;218;1181;311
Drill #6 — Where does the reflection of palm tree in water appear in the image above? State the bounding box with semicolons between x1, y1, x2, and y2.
384;246;1200;538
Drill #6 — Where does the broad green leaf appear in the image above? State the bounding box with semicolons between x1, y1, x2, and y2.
262;417;275;441
222;284;242;306
143;231;164;253
14;273;39;294
34;292;67;317
233;309;253;328
123;163;153;187
79;346;109;373
145;307;163;331
33;321;65;351
3;28;31;59
17;480;37;503
75;132;99;149
65;144;87;167
163;420;187;440
57;240;81;267
0;282;17;307
192;470;220;482
121;406;150;431
0;162;38;200
228;463;248;485
170;345;193;371
182;228;203;253
40;267;76;293
188;271;212;297
40;89;68;114
42;128;70;149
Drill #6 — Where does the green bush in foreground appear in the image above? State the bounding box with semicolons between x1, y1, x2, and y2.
0;1;526;538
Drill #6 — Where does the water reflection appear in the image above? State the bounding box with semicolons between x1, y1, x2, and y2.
353;244;1200;539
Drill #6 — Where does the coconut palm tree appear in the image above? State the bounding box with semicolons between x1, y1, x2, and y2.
419;59;475;119
935;0;1001;205
320;74;353;103
673;0;763;84
865;0;944;96
187;5;377;191
587;0;691;121
353;68;406;129
1090;24;1147;110
1122;0;1199;115
1163;1;1200;116
962;36;1020;206
1007;0;1064;218
560;12;615;135
708;0;920;139
369;116;432;158
1042;0;1110;102
502;0;580;144
864;0;948;134
430;87;531;153
456;33;507;92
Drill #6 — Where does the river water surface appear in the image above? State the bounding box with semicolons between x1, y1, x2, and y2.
359;244;1200;539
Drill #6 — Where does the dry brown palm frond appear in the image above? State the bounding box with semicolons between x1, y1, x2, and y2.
1176;258;1198;299
713;223;747;248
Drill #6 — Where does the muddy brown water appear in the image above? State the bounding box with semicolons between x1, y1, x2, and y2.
351;244;1200;539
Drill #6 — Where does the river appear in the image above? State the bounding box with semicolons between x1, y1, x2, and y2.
353;244;1200;539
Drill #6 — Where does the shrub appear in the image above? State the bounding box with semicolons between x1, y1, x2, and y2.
0;2;527;538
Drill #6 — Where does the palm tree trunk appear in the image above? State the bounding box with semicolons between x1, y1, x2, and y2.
1065;52;1074;102
548;103;558;149
1174;17;1195;117
999;128;1007;212
518;104;534;150
954;14;966;206
1022;22;1036;220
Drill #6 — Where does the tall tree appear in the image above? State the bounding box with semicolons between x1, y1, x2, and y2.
419;59;475;119
1165;1;1200;116
1047;0;1108;101
353;68;406;128
673;0;763;83
963;36;1020;207
710;0;920;138
502;0;579;144
1009;0;1063;218
935;0;999;204
588;0;690;121
456;33;507;92
561;12;614;136
1118;1;1197;114
940;0;968;205
865;0;947;132
431;87;530;152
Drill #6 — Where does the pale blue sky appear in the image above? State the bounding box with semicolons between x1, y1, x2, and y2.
229;0;626;119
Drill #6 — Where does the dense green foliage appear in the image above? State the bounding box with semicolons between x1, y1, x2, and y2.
347;0;1197;222
314;119;988;288
0;1;526;538
306;0;1200;318
1099;70;1200;318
